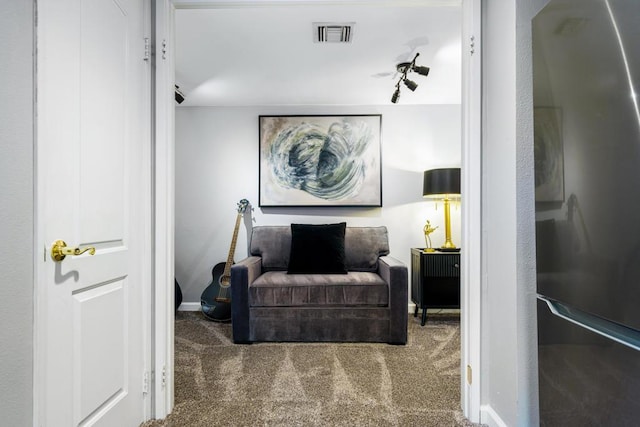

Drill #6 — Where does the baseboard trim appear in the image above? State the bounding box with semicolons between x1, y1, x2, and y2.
181;302;462;314
177;302;201;312
480;405;508;427
182;302;459;315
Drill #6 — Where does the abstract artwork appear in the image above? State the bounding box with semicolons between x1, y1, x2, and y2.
534;108;564;202
259;115;382;207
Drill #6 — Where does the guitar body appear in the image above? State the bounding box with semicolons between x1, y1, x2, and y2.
200;199;249;323
175;278;183;312
200;262;232;322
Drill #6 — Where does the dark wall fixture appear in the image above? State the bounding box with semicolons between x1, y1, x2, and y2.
175;85;185;104
391;53;430;104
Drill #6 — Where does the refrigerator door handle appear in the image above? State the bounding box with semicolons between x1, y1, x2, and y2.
538;294;640;352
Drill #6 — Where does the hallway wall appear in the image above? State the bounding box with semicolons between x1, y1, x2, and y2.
0;2;35;425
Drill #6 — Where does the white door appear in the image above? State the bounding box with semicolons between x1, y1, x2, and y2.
36;0;150;425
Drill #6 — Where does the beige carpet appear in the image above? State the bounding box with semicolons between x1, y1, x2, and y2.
143;311;480;427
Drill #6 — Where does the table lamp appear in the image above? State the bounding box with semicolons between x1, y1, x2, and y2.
423;168;461;251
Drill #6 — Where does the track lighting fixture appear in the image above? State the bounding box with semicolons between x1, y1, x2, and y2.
391;52;430;103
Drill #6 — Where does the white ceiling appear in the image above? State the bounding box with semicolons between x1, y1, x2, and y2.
174;2;462;107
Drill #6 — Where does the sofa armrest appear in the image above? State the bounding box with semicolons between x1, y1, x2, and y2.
379;255;408;344
231;256;262;343
232;256;262;285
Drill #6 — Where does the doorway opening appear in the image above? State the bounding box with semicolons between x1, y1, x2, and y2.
154;0;482;422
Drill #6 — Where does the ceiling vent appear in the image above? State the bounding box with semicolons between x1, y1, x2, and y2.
313;22;355;43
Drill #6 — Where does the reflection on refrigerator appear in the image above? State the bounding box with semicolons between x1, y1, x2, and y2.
533;0;640;425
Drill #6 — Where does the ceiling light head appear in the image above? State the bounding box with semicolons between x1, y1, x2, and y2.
412;65;430;76
403;78;418;91
175;85;185;104
391;87;401;104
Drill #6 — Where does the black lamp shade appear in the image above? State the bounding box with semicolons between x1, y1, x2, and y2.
423;168;461;197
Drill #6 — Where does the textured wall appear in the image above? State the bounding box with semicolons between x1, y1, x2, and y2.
175;105;462;304
480;0;548;425
0;2;34;425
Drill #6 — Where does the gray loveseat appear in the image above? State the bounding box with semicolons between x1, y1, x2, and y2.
230;225;407;344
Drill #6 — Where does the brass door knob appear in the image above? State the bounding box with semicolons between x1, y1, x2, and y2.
50;240;96;262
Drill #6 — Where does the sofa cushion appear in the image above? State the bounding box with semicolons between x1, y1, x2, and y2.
249;271;389;307
250;225;390;272
287;222;347;274
344;226;390;272
250;226;292;271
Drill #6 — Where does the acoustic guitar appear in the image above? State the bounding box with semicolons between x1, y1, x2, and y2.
201;199;250;322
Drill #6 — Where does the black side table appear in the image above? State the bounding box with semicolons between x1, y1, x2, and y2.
410;248;460;326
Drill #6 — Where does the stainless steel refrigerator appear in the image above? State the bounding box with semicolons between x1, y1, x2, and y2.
533;0;640;425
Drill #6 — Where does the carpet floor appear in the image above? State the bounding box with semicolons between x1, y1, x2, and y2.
143;311;480;427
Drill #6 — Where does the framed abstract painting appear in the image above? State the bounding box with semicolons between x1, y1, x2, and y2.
259;115;382;207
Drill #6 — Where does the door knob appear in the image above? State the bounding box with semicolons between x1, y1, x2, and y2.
50;240;96;262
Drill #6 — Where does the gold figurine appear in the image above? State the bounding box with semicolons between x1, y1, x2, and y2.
423;220;438;252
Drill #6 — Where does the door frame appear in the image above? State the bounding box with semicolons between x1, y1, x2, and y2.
153;0;483;422
152;0;177;418
461;0;482;421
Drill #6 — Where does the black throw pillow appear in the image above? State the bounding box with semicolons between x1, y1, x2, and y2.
287;222;348;274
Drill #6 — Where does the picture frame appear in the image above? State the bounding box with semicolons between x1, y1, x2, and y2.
534;107;564;202
259;114;382;207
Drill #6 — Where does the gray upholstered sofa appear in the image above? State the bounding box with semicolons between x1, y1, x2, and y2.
230;225;408;344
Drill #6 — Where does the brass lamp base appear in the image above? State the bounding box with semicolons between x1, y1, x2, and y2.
437;247;461;252
440;196;457;250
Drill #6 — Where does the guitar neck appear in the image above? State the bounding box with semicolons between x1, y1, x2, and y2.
223;212;243;277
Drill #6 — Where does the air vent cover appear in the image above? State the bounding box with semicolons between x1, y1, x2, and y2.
313;22;355;43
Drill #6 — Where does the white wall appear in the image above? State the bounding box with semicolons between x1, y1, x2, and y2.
480;0;547;426
0;2;34;425
175;105;461;303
